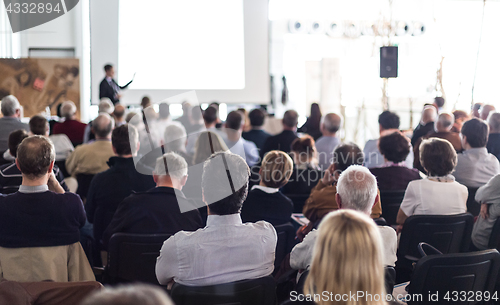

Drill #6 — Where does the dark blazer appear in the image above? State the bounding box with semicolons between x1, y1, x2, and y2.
242;129;271;151
487;133;500;162
241;188;293;226
102;187;203;250
260;130;298;159
411;121;435;146
281;164;322;196
369;166;421;191
85;157;155;247
99;78;132;105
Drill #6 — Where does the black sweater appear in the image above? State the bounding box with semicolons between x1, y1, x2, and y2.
241;189;293;226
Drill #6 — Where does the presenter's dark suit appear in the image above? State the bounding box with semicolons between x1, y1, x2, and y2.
99;77;132;105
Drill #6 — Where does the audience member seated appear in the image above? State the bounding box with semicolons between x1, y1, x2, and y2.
281;135;321;196
83;98;114;144
260;110;299;158
156;152;277;286
113;103;126;126
453;118;500;188
224;111;259;167
81;284;174;305
30;114;74;161
481;104;496;120
241;150;294;226
53;100;87;146
298;103;322;140
471;102;483;118
65;113;115;176
0;129;68;194
433;96;445;113
188;105;205;136
175;102;194;134
0;136;92;282
304;210;395;305
242;108;271;150
411;105;437;146
163;123;192;164
291;166;397;271
86;124;156;250
0;95;29;164
303;143;382;227
451;110;470;133
364;111;413;168
315;113;342;170
397;138;468;225
471;174;500;250
413;112;462;172
103;152;202;250
150;102;175;146
186;106;224;155
369;132;420;191
486;112;500;162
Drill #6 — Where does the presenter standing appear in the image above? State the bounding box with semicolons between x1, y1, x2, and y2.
99;64;133;105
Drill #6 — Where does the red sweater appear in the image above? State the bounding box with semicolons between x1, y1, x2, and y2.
53;119;87;146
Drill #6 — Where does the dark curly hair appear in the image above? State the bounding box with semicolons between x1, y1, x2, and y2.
378;132;410;163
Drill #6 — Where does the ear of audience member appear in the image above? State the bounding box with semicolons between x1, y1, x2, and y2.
81;284;174;305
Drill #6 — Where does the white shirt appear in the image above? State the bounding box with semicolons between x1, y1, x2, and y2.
453;147;500;188
155;214;277;286
251;185;279;194
399;177;468;217
290;225;397;269
363;138;414;169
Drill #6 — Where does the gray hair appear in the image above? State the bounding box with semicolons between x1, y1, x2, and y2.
336;165;378;215
1;95;21;116
60;101;77;119
164;124;187;153
80;284;174;305
93;113;114;138
434;112;454;132
421;106;437;124
321;113;343;133
154;152;188;180
98;98;114;114
488;112;500;133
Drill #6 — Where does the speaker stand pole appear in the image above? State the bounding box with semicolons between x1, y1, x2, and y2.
382;78;389;110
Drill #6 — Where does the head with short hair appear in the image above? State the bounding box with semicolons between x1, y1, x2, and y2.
154;152;188;180
434;97;445;108
419;138;457;177
305;209;385;305
163;124;187;153
260;151;294;188
1;95;21;117
434;112;454;133
332;143;364;172
378;132;410;163
203;151;250;215
481;104;496;121
141;96;151;109
60;100;77;120
378;110;400;131
291;135;317;164
203;106;218;125
336;165;378;215
182;102;191;115
8;130;29;158
321;113;342;134
112;124;138;156
16;136;55;179
158;103;170;119
29;115;49;136
421;106;438;124
92;113;114;139
98;98;114;114
81;284;174;305
104;64;114;77
193;131;228;165
225;111;244;131
104;64;113;72
282;110;298;129
488;112;500;134
191;106;203;123
114;103;126;120
461;118;489;148
248;108;266;127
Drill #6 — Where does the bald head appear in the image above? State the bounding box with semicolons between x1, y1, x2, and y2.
481;105;496;121
92;113;114;139
114;103;126;120
321;113;342;136
421;106;437;124
434;113;454;133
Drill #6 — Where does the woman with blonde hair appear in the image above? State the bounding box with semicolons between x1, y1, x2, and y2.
305;210;389;305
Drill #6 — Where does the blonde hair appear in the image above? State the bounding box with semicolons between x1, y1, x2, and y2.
261;151;294;188
193;131;228;165
305;210;387;305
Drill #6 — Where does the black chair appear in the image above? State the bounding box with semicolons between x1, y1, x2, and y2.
104;233;171;284
286;194;310;213
467;187;480;216
171;276;277;305
76;174;95;201
379;190;406;226
407;249;500;305
274;223;296;274
489;217;500;251
385;266;396;295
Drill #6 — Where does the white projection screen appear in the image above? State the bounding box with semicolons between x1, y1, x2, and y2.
90;0;269;105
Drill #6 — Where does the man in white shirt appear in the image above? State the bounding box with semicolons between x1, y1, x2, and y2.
224;111;259;167
156;151;277;286
290;165;397;270
315;113;342;170
453;118;500;188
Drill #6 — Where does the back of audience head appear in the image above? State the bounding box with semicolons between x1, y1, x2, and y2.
305;210;385;305
203;106;218;127
158;103;170;120
114;103;126;121
99;98;114;114
202;151;250;215
93;113;114;139
225;110;244;131
154;152;188;189
434;112;454;133
481;104;496;121
434;96;445;109
472;103;483;118
378;111;400;133
488;112;500;134
248;108;266;129
282;110;298;130
193;131;228;165
60;100;77;120
332;143;364;172
29;115;49;136
190;106;203;124
260;151;294;189
336;165;378;215
419;138;457;177
181;101;191;117
320;113;342;136
81;284;174;305
8;130;29;158
378;132;410;164
163;124;187;153
125;112;136;123
1;95;22;117
461;118;489;148
16;136;55;180
453;110;469;124
291;135;317;165
112;124;138;157
421;106;437;124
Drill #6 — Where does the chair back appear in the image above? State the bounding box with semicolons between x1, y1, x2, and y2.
286;194;310;213
171;276;277;305
489;217;500;251
466;187;480;216
399;213;474;260
384;266;396;295
379;190;406;226
274;223;296;273
408;250;500;304
105;233;171;284
76;174;95;201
